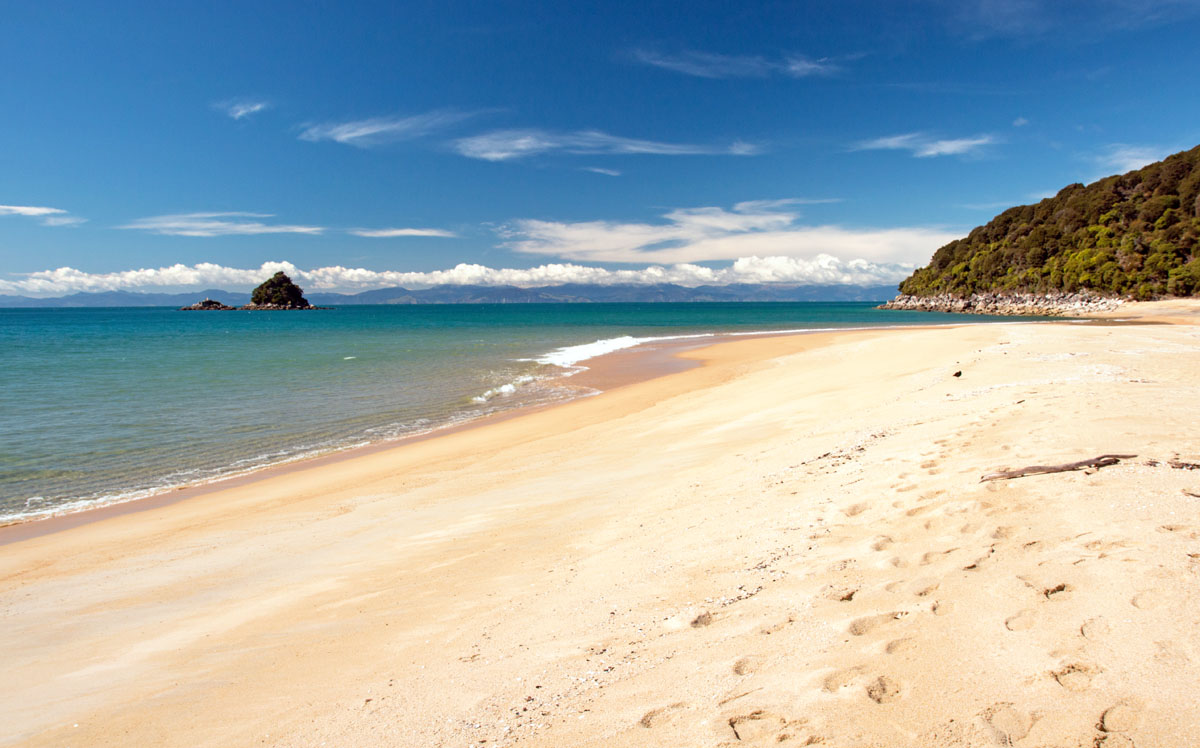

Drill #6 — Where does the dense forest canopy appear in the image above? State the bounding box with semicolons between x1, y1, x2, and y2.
899;144;1200;299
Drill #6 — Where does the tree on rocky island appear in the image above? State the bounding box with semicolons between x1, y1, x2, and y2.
249;272;311;308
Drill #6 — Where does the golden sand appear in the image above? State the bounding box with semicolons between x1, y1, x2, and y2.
2;301;1199;747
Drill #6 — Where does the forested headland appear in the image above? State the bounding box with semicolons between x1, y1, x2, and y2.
898;144;1200;300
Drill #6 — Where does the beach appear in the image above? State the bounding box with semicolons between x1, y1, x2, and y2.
2;302;1199;747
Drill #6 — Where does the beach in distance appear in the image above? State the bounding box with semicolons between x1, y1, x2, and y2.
2;301;1200;747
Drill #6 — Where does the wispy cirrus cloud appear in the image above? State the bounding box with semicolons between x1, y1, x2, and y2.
216;99;270;120
39;215;88;227
1093;143;1171;174
499;199;955;265
582;167;622;177
0;204;87;227
349;227;458;238
853;132;998;158
454;129;760;161
946;0;1200;40
117;212;324;237
0;257;910;297
633;49;840;79
299;109;481;147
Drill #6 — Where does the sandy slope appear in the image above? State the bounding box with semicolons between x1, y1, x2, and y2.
2;303;1199;747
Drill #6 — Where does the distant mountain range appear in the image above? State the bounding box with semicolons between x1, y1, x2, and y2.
0;283;901;308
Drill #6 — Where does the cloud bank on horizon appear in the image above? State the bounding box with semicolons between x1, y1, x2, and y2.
501;200;956;265
0;256;915;297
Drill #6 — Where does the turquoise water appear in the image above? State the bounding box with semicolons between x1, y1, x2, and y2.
0;302;1003;521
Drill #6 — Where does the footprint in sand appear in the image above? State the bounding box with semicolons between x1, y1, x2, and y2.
733;656;761;676
982;702;1033;746
691;611;714;627
849;611;905;636
820;584;859;602
1081;617;1111;640
1131;590;1164;610
914;581;940;597
872;535;894;551
844;502;869;517
885;637;917;654
1052;663;1098;692
1100;703;1142;734
1005;609;1036;631
639;702;688;728
932;600;954;616
727;710;813;744
822;666;865;692
865;675;902;703
920;548;957;565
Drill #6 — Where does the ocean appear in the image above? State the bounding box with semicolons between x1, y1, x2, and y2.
0;302;1004;523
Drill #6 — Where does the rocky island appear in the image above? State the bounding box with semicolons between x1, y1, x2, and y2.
882;143;1200;315
180;272;322;311
180;298;235;311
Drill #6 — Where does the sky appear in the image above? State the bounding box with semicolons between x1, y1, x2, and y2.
3;0;1200;296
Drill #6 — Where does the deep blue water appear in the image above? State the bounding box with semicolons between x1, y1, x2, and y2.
0;302;1001;521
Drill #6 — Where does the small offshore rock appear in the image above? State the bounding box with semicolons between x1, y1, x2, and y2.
180;298;234;311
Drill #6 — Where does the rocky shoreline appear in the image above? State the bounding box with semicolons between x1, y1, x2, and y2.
878;291;1125;316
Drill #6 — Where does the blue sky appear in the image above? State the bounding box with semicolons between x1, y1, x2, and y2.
3;0;1200;295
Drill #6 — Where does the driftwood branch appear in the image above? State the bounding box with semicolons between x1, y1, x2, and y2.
980;454;1137;483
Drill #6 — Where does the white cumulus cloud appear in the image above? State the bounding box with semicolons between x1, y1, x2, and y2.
853;132;997;158
454;129;760;161
117;212;324;237
0;258;913;297
500;200;956;265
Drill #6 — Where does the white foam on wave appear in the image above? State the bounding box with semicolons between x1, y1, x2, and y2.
533;333;715;369
532;321;1022;372
472;375;537;403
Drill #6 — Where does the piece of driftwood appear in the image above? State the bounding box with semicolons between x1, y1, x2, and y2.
980;454;1137;482
1168;458;1200;470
